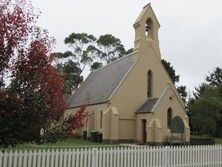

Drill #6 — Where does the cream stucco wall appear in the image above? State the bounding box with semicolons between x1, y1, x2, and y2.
135;113;154;143
152;87;189;143
108;4;189;143
109;45;186;141
65;103;108;135
64;4;190;144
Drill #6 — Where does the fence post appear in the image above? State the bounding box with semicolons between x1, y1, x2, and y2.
164;146;170;167
0;150;3;167
92;148;98;167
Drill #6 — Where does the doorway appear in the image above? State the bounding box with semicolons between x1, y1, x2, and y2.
142;119;147;143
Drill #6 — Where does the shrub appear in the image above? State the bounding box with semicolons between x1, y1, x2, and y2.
190;136;215;145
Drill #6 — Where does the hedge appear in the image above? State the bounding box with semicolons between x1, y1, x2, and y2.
190;136;215;145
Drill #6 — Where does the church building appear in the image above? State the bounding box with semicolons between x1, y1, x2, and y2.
65;3;190;145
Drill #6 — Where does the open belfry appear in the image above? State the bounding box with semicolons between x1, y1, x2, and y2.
66;3;190;145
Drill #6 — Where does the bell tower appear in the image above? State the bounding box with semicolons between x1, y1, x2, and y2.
133;3;161;59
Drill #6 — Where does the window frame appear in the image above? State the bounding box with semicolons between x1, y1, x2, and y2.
147;70;153;98
167;108;173;129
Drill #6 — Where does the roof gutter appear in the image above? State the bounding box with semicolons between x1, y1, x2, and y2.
66;101;109;109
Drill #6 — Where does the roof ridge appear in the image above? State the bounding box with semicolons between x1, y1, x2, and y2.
92;53;133;73
143;2;151;9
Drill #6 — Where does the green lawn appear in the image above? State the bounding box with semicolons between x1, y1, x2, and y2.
39;137;107;146
215;138;222;144
2;136;222;151
1;137;120;150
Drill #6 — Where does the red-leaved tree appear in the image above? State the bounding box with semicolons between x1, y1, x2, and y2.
0;0;88;146
0;0;36;88
64;105;89;137
0;0;38;146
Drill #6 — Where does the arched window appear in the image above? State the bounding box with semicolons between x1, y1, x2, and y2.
145;18;153;37
167;108;173;129
147;70;152;97
100;110;103;128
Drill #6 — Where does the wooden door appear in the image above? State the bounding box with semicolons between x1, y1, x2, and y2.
142;119;147;143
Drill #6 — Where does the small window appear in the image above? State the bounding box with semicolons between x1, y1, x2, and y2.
167;108;172;129
147;70;153;97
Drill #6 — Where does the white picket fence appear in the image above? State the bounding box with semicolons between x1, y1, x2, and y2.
0;145;222;167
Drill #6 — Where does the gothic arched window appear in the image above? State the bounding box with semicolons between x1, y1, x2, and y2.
167;108;173;129
147;70;152;98
145;18;153;37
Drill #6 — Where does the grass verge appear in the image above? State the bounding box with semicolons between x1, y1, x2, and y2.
1;137;121;151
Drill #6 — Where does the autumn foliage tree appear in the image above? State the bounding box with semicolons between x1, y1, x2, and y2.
64;105;88;137
0;0;35;98
0;0;88;146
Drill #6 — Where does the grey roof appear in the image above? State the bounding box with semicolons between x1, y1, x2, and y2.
67;55;135;108
136;98;158;113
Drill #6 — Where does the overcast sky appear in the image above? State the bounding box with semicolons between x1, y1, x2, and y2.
32;0;222;94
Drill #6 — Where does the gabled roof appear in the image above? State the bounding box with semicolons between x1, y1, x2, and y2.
136;98;158;113
67;54;135;108
133;3;160;28
151;84;185;112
